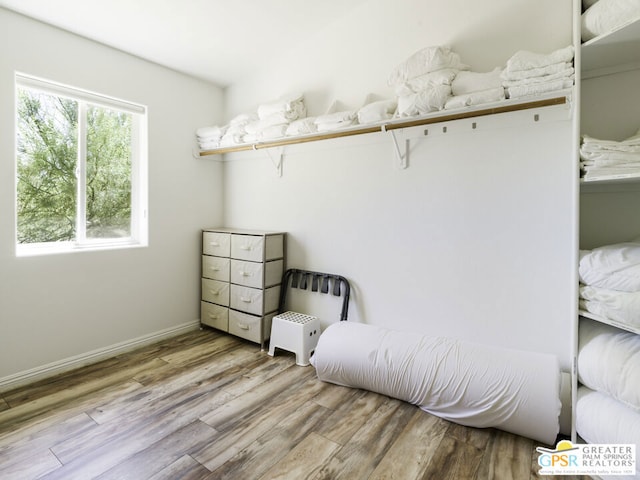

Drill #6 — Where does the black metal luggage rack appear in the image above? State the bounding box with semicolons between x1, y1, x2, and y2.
278;269;351;321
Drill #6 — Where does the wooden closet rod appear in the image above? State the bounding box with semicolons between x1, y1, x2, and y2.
198;95;568;157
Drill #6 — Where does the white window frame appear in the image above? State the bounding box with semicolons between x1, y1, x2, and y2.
15;73;148;256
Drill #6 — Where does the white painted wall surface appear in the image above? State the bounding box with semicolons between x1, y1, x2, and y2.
223;106;577;369
222;0;577;369
226;0;574;118
0;8;224;382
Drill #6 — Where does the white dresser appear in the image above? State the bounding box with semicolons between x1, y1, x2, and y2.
201;227;285;348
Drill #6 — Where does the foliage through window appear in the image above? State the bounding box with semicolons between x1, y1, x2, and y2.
15;74;147;255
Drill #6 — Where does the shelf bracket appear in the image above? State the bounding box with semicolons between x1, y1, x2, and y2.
385;126;409;169
263;146;284;177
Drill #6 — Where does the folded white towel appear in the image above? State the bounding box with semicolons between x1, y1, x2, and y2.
444;87;506;110
581;151;640;167
505;45;574;73
451;68;503;96
502;66;574;87
501;62;572;81
198;140;220;150
506;77;573;99
388;45;469;87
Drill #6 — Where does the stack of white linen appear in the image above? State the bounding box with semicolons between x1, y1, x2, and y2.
243;93;306;142
444;68;505;110
219;113;258;147
580;128;640;180
387;45;469;117
501;45;574;99
579;239;640;331
195;125;226;150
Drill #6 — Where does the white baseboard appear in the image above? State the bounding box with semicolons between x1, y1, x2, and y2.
0;320;201;392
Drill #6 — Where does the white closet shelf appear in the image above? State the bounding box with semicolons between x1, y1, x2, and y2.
581;172;640;186
579;310;640;335
197;94;569;157
582;17;640;77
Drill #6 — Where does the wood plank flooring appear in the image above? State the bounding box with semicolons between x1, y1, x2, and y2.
0;328;589;480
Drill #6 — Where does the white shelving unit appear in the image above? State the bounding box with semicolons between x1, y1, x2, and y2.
576;4;640;458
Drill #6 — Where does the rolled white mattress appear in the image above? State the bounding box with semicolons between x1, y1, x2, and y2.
310;322;561;444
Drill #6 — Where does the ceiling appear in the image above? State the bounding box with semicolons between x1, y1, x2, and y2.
0;0;369;87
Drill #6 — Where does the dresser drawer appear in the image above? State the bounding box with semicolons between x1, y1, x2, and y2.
230;284;280;316
228;310;275;343
231;233;284;262
230;259;284;288
202;256;230;281
201;301;228;331
203;232;231;257
201;278;230;306
231;234;264;262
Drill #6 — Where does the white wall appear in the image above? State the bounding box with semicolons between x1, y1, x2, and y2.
222;0;576;369
0;8;224;384
226;0;573;117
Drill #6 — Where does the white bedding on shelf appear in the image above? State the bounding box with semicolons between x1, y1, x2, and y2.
578;318;640;411
580;286;640;330
356;99;397;125
444;87;506;110
582;0;640;42
501;46;574;100
310;322;561;444
577;386;640;480
579;241;640;292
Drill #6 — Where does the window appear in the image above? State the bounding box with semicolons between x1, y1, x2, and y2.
15;74;148;256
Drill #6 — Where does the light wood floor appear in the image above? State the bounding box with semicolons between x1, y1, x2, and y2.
0;328;589;480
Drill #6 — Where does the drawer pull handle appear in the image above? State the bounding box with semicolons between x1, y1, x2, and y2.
210;241;220;247
209;289;220;296
208;313;219;319
240;271;252;277
237;323;250;330
240;245;252;251
210;267;220;271
240;297;252;303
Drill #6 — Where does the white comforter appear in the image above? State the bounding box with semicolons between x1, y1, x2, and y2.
579;318;640;411
310;322;561;444
579;241;640;292
580;285;640;330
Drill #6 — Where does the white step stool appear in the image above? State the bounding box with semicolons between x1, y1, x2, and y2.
268;311;320;366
